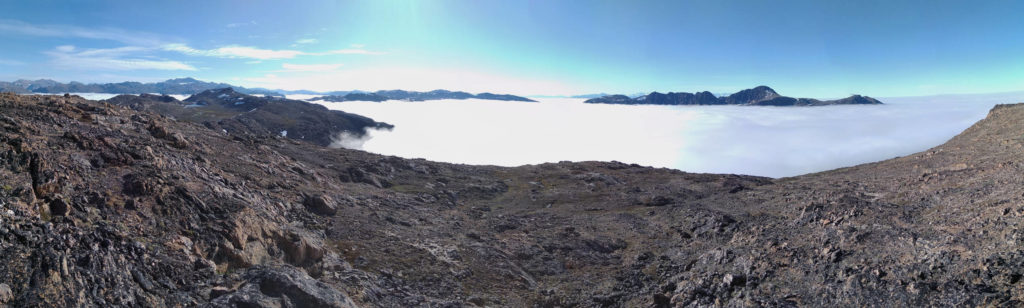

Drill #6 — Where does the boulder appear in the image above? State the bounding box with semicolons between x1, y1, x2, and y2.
210;266;357;308
0;283;11;303
302;194;337;216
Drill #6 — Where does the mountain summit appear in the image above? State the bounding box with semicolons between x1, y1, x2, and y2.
722;85;782;104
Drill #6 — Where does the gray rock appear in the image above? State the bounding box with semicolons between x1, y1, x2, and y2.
302;194;337;216
0;283;11;303
210;266;356;308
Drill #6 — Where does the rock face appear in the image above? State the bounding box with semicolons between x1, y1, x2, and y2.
313;89;536;102
104;88;393;147
585;85;884;106
1;91;1024;306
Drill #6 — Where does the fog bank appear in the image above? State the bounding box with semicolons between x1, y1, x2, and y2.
303;93;1021;178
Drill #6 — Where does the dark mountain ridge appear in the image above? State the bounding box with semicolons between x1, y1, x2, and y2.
312;89;536;102
0;77;284;97
102;88;392;147
586;85;884;106
1;78;539;103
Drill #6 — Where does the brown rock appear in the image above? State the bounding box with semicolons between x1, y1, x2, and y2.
302;194;337;216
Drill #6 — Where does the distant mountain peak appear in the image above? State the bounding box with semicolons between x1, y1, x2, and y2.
751;85;777;93
166;77;202;84
724;85;781;104
585;86;883;107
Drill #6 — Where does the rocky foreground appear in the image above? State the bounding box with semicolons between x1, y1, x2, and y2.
0;91;1022;307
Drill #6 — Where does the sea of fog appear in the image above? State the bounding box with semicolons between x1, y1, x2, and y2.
303;92;1024;178
37;91;1021;178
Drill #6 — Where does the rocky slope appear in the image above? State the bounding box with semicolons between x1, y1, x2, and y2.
313;90;537;103
102;88;392;148
0;91;1021;307
586;86;883;106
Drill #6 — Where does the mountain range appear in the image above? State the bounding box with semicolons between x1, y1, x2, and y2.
312;89;536;102
585;86;884;106
0;77;285;97
0;77;539;103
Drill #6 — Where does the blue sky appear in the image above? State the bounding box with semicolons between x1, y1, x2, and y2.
0;0;1022;97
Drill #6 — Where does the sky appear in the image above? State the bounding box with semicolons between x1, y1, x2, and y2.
0;0;1022;97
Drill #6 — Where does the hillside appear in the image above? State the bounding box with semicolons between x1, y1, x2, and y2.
0;92;1021;307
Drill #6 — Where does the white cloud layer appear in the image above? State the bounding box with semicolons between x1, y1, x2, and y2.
304;93;1024;178
162;44;383;60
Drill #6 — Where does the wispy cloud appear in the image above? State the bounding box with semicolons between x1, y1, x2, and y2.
164;44;305;60
0;19;169;46
46;45;196;71
294;38;318;45
226;21;257;28
278;63;343;72
321;49;385;55
163;44;385;60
